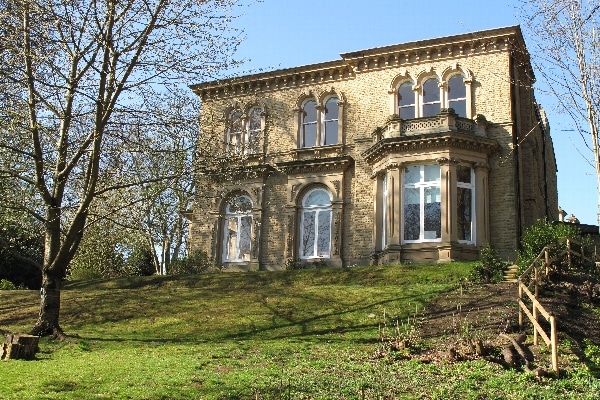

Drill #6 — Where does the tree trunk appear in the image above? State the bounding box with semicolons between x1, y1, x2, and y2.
31;269;65;339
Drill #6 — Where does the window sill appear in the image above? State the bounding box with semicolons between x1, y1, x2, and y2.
292;144;344;161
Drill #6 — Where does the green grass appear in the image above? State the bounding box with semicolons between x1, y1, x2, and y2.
1;263;599;399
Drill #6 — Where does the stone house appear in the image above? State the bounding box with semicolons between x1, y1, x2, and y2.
187;26;558;270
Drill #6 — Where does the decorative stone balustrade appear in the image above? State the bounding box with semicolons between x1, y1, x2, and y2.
371;109;488;143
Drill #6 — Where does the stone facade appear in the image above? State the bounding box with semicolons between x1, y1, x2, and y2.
187;26;558;270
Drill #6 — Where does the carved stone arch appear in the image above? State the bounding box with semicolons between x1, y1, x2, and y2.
295;90;317;109
220;189;254;213
415;67;441;84
295;182;333;206
389;70;414;93
440;64;474;82
242;98;267;115
389;70;416;115
223;102;242;120
317;87;344;105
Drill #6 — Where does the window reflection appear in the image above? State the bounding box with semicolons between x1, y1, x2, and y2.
448;75;467;118
403;165;441;242
223;195;253;261
301;188;332;258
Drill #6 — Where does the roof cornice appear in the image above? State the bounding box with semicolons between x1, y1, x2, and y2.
191;26;528;102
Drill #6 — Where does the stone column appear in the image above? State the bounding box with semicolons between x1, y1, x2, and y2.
474;162;491;247
438;157;458;244
387;163;402;246
464;78;474;119
315;104;323;146
372;171;385;253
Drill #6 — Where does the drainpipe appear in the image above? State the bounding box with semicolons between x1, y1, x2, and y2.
509;52;523;246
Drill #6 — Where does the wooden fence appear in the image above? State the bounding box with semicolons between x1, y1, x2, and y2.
517;238;596;372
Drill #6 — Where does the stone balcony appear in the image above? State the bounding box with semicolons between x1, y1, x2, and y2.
363;109;496;165
371;108;488;143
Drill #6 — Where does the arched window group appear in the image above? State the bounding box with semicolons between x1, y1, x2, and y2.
226;106;263;154
300;96;340;148
395;72;469;119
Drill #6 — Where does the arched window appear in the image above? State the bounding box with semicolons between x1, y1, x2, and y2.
300;188;332;258
397;82;415;119
222;195;253;262
323;97;339;145
247;107;262;153
448;75;467;118
301;100;318;148
403;165;441;242
226;109;243;152
422;78;441;117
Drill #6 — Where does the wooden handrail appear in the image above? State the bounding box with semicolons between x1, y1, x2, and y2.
516;236;595;373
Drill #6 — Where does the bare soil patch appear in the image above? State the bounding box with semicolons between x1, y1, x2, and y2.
417;275;600;372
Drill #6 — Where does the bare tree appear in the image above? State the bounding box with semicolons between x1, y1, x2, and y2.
519;0;600;226
0;0;248;337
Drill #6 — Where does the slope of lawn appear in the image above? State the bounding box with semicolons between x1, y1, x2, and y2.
1;263;599;399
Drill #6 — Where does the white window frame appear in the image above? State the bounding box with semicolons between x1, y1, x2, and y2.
299;188;332;259
402;165;442;243
397;82;416;119
420;78;441;118
457;166;476;244
222;195;253;262
226;107;263;154
226;109;243;153
246;107;262;154
322;96;339;146
301;99;318;148
447;74;467;118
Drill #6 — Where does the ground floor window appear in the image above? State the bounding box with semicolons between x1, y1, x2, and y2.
223;195;253;262
403;164;441;242
457;165;474;242
300;188;332;258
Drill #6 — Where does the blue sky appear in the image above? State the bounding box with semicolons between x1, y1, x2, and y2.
226;0;598;225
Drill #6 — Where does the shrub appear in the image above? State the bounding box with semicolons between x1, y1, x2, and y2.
0;279;18;290
468;246;506;283
516;218;592;271
168;250;211;275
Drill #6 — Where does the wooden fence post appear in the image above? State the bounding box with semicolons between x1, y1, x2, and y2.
550;314;558;372
518;283;523;329
533;268;539;345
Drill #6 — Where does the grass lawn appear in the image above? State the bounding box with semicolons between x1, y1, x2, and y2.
1;263;599;399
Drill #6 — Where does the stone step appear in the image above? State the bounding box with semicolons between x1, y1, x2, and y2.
503;264;520;283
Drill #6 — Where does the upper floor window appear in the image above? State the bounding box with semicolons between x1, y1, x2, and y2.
403;164;441;242
323;97;339;146
301;100;318;147
422;78;441;117
247;107;262;154
299;95;341;148
226;109;244;152
398;82;415;119
300;188;332;259
393;70;471;119
448;75;467;118
222;195;253;262
226;107;263;154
